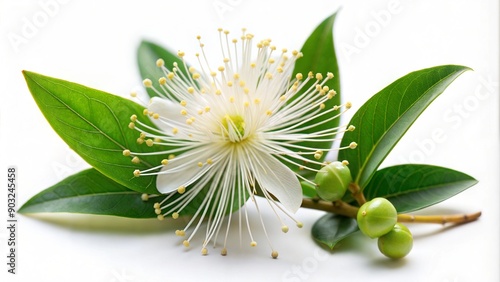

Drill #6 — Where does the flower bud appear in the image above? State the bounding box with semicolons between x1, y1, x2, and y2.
314;161;352;202
377;223;413;259
357;197;397;238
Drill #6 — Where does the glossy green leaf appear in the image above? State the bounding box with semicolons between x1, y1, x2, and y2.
312;214;359;249
291;12;341;174
19;169;208;218
339;65;471;188
23;71;164;194
364;164;478;213
137;40;190;99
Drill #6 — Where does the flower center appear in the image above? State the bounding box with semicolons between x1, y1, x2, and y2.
222;114;246;142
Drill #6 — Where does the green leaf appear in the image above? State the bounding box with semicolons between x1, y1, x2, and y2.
19;169;208;218
339;65;471;188
137;40;191;99
312;213;359;249
300;181;317;198
363;164;478;213
291;12;341;174
23;71;164;194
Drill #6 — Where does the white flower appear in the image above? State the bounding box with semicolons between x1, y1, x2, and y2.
126;29;355;257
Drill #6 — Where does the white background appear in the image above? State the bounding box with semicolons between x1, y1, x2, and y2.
1;0;499;281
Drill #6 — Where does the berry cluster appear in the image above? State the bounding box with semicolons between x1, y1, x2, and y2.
314;162;413;259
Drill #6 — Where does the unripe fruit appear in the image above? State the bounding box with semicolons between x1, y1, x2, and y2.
377;223;413;259
357;198;397;238
314;161;352;201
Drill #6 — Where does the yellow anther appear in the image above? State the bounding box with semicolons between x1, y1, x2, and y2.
152;113;160;119
177;51;185;57
180;100;187;106
281;226;289;233
215;89;222;95
233;73;240;80
348;125;355;131
327;72;334;79
131;156;140;164
154;208;162;215
292;50;299;56
250;62;256;68
145;139;154;147
210;71;217;77
297;222;304;228
201;248;208;255
314;153;322;160
308;71;314;78
346;102;352;109
180;109;188;116
172;212;179;219
250;241;257;247
172;127;178;134
197;109;203;115
186;118;194;125
168;154;176;160
153;203;160;209
156;58;164;67
268;58;275;64
128;122;135;129
177;186;186;194
342;160;350;166
141;194;149;201
175;230;185;237
243;87;250;94
218;66;225;72
229;96;235;103
161;159;168;166
130;114;137;122
204;106;211;112
187;87;195;94
197;162;203;167
266;72;273;79
254;98;261;104
207;158;213;165
239;80;246;87
183;240;190;247
167;73;175;80
192;73;201;79
221;248;228;256
319;103;326;110
143;109;149;115
157;214;164;221
133;170;141;177
159;77;167;85
271;251;279;259
136;138;144;144
266;110;272;116
143;79;152;87
296;73;303;80
130;91;137;98
349;142;358;149
122;149;131;156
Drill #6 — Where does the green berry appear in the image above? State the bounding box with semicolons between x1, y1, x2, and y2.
314;161;352;201
357;198;397;238
377;223;413;259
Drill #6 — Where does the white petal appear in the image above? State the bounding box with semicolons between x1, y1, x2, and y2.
253;153;302;213
148;97;185;132
156;146;216;194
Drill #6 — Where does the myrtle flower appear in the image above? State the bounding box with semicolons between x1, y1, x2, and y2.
125;29;356;258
